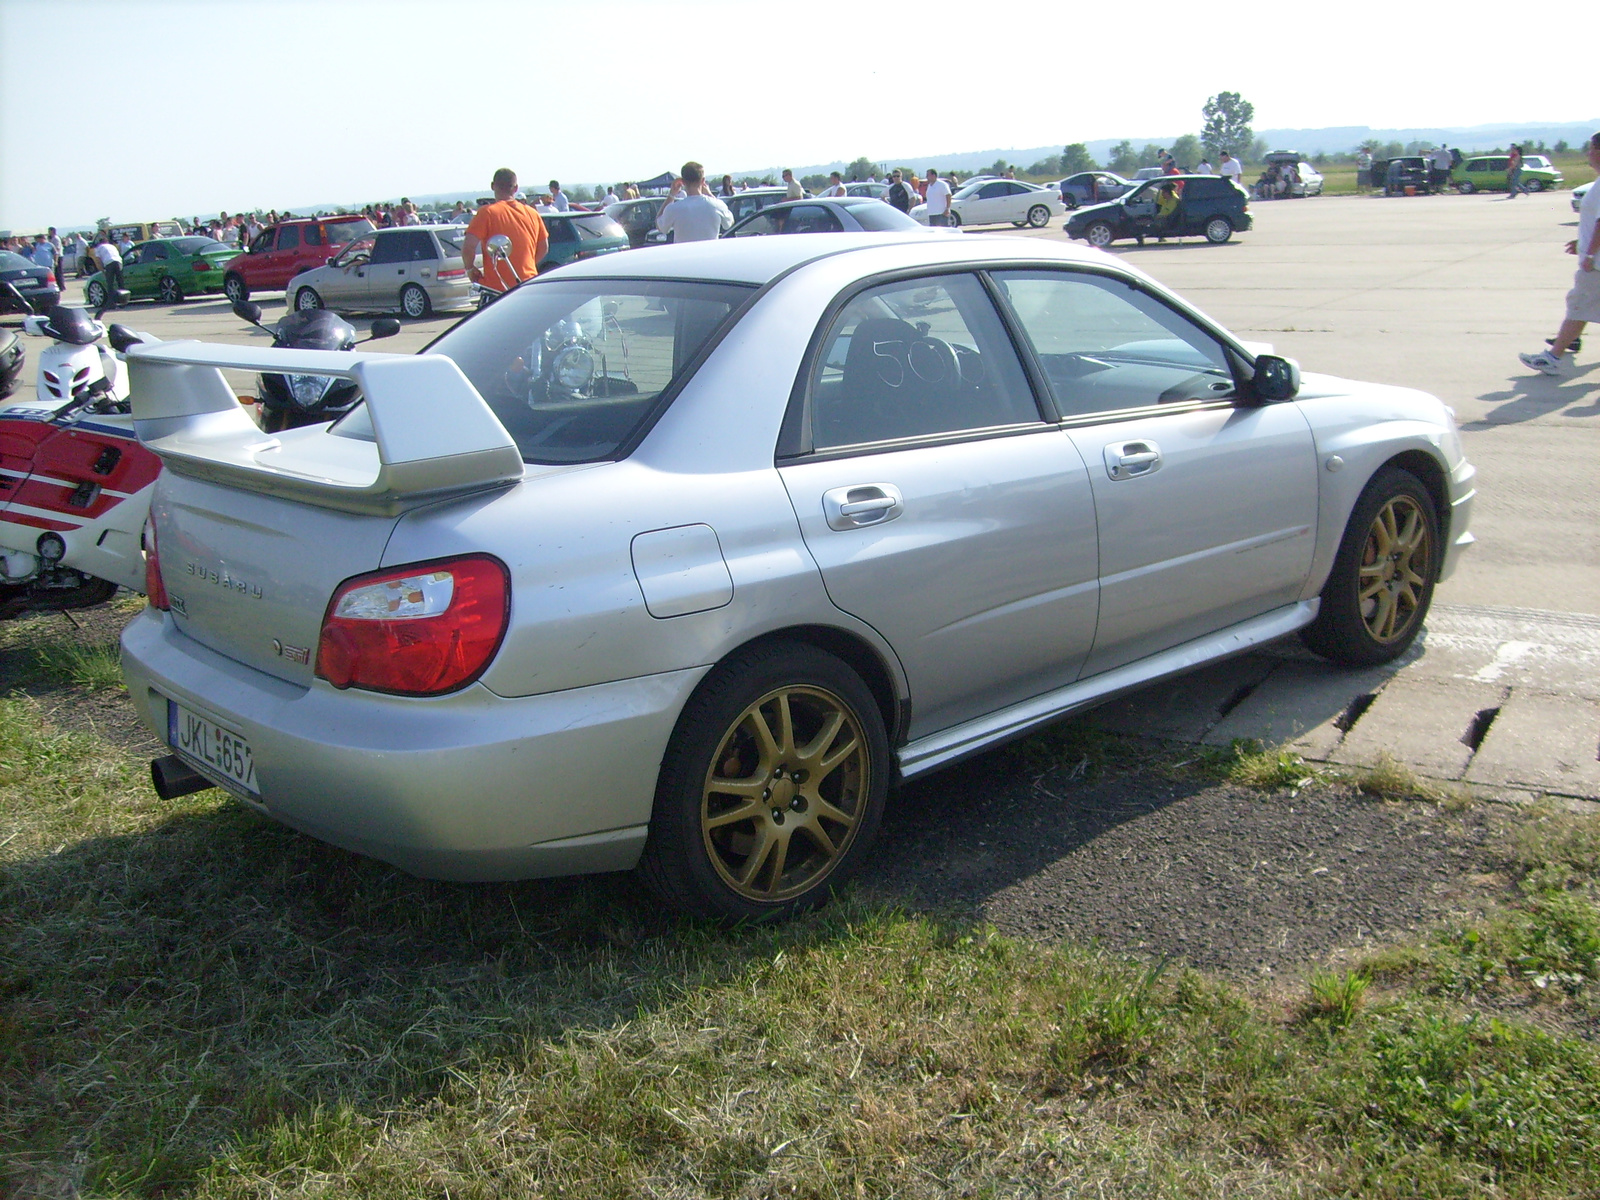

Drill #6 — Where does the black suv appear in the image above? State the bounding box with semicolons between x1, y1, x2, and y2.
1063;175;1252;247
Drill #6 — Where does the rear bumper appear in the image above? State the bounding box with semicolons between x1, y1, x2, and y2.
120;610;708;881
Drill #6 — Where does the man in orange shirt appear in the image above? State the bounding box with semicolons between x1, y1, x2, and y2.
462;168;549;293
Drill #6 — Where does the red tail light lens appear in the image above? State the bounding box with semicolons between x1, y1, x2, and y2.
193;261;211;272
45;272;56;286
437;267;466;279
144;521;169;610
316;556;509;695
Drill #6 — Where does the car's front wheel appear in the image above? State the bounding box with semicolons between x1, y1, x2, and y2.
1456;180;1476;194
1204;216;1233;244
85;280;106;308
223;273;248;305
158;275;184;304
638;642;889;922
400;283;431;318
294;287;323;311
1084;221;1115;248
1524;178;1545;193
948;210;962;227
1026;204;1051;228
1302;466;1439;666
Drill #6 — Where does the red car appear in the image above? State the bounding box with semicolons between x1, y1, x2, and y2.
222;216;375;303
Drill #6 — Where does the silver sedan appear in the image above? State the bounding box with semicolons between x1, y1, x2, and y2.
121;234;1476;922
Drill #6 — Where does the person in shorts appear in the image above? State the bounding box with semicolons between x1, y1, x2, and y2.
1520;133;1600;374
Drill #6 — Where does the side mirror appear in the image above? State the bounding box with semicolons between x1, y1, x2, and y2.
1252;354;1301;402
368;318;400;341
233;300;265;326
486;233;513;259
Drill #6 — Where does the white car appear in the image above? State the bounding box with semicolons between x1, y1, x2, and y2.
1574;182;1590;214
912;179;1063;228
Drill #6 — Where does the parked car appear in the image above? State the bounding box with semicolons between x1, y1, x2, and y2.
605;196;671;248
1057;172;1135;209
911;179;1062;228
0;250;60;313
107;220;186;245
83;237;240;307
1573;181;1590;213
222;215;376;303
538;211;630;273
1132;167;1166;180
286;226;470;317
724;197;924;236
843;182;889;199
1064;175;1252;246
1258;152;1324;197
723;187;793;225
1455;155;1565;194
123;233;1475;923
1371;157;1434;195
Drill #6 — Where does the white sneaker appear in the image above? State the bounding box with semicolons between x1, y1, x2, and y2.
1519;350;1563;375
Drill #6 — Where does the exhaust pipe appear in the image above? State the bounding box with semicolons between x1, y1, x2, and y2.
151;755;215;800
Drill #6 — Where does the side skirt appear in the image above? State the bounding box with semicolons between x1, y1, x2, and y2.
897;599;1320;779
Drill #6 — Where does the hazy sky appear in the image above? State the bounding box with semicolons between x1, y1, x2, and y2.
1;0;1591;230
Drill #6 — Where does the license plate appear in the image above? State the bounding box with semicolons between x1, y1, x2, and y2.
168;699;259;795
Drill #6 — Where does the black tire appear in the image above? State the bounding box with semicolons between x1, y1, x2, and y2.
1084;221;1115;248
223;273;248;305
294;287;323;312
1026;204;1050;228
637;642;890;923
158;275;184;304
1301;466;1440;666
1524;178;1544;194
400;282;431;318
1204;216;1233;244
1456;180;1475;194
85;280;106;308
948;210;962;227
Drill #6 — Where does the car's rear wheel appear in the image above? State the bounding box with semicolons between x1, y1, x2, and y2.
1085;221;1115;248
638;642;889;923
1204;216;1233;244
1456;180;1475;194
946;210;961;227
223;273;248;305
85;280;106;308
1302;466;1439;666
1524;178;1544;193
400;283;431;318
158;275;184;304
1026;204;1050;228
294;287;323;311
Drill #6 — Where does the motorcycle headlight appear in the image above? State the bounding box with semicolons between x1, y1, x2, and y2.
552;344;595;393
287;373;335;408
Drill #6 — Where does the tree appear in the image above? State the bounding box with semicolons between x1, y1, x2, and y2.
846;156;877;181
1248;136;1269;164
1169;134;1203;170
1201;91;1254;160
987;158;1012;177
1555;139;1570;154
1108;140;1139;175
1061;143;1095;173
1026;154;1062;176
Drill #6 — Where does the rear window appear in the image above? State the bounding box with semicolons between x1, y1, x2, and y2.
171;237;226;255
435;228;464;254
572;215;625;241
841;202;921;231
426;278;753;463
326;219;375;245
0;252;33;271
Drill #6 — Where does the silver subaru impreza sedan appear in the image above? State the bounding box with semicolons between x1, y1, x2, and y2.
120;233;1475;921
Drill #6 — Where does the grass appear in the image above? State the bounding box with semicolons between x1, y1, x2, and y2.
0;611;127;692
3;702;1600;1197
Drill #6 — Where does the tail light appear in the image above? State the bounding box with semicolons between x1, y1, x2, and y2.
437;267;466;279
193;261;212;272
316;556;509;695
144;521;169;610
45;272;56;286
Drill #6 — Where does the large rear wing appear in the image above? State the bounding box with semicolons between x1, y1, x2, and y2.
126;343;524;516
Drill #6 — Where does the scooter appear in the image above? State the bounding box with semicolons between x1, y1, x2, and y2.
231;302;399;432
0;284;161;614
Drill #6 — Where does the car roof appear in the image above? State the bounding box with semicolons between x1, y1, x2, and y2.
543;231;1127;287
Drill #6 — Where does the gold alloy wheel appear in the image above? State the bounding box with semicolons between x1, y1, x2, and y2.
1357;494;1433;643
700;684;869;902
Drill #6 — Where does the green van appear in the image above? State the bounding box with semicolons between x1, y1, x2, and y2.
1455;154;1564;194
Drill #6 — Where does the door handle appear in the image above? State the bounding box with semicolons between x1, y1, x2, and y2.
1104;440;1162;480
822;483;904;530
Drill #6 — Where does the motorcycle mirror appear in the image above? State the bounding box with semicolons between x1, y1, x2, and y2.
232;300;265;326
486;233;513;259
107;324;144;353
367;318;401;341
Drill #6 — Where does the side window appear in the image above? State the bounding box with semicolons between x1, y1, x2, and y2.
303;224;324;246
809;274;1040;450
143;243;169;261
277;225;301;251
369;234;404;265
992;270;1238;418
250;229;274;254
784;205;842;234
1003;182;1029;195
978;182;1007;199
729;210;783;237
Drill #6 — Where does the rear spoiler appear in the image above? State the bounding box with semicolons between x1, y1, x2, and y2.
125;342;523;516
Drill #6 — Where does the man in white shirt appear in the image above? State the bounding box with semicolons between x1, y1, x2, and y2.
1429;146;1453;194
1196;158;1214;175
783;168;803;200
821;171;846;198
92;236;124;305
1521;132;1600;374
923;169;953;226
548;181;571;212
600;186;620;207
656;161;733;242
1218;152;1243;183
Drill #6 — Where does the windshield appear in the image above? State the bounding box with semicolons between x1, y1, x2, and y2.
427;278;753;463
572;215;625;241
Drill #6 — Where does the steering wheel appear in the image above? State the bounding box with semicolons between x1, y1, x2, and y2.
906;336;959;386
